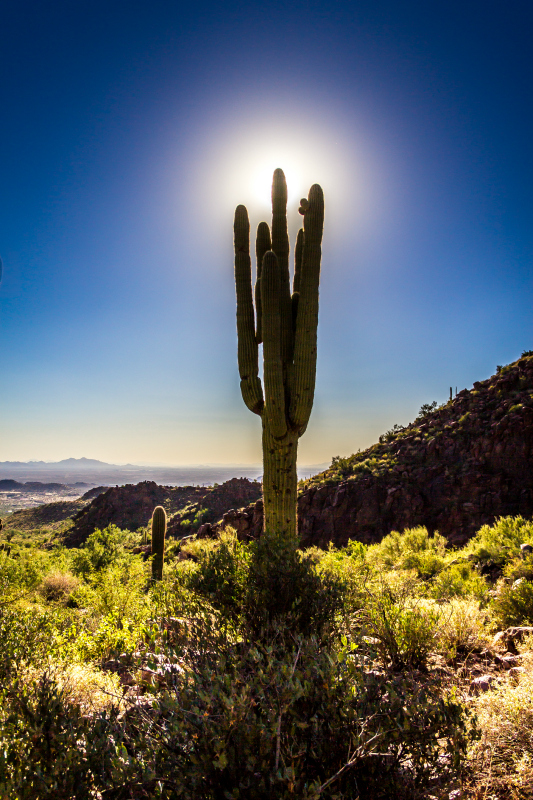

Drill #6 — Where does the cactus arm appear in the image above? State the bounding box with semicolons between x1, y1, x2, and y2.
151;505;167;582
271;169;293;365
234;204;264;414
255;221;271;344
291;292;300;332
261;250;288;439
289;184;324;431
293;228;304;294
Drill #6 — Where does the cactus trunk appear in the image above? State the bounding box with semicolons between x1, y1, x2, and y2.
262;422;299;538
234;169;324;540
151;505;167;581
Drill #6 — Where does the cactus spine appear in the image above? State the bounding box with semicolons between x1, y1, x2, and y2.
151;506;167;581
234;169;324;539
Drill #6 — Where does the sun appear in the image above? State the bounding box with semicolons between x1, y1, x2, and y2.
249;158;303;208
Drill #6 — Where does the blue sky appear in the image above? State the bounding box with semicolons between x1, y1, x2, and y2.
0;0;531;465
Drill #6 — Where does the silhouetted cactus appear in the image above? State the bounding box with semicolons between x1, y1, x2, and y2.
151;506;166;581
234;169;324;539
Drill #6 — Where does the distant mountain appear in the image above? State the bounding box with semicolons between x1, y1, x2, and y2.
0;458;130;469
0;458;327;486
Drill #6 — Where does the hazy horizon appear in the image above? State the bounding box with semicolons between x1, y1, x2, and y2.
0;457;329;469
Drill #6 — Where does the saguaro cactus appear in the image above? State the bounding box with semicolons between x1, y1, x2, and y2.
151;505;167;581
234;168;324;539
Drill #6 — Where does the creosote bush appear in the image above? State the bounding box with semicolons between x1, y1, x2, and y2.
466;515;533;567
430;560;488;602
361;583;440;670
187;528;345;639
491;577;533;628
368;526;447;575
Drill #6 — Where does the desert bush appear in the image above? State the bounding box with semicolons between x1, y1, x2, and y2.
187;529;251;624
315;543;370;612
361;582;440;670
71;524;135;578
72;557;148;621
54;610;149;662
39;570;79;603
416;400;438;420
491;577;533;628
243;532;345;638
430;560;488;601
0;674;129;799
435;598;491;659
368;526;448;577
466;515;533;567
0;608;61;680
0;628;473;800
21;659;122;714
503;553;533;583
329;454;353;479
186;531;345;639
0;548;45;601
117;627;472;799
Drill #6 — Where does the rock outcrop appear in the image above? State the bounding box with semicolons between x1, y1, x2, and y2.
221;356;533;548
63;478;262;546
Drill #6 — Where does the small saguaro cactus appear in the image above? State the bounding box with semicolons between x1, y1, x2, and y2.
151;505;167;581
234;168;324;539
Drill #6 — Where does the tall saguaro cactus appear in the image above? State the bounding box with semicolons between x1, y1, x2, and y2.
151;505;167;581
234;169;324;539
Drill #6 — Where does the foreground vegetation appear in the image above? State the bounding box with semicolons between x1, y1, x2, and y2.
2;517;533;797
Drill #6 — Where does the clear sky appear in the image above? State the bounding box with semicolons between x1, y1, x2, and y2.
0;0;531;466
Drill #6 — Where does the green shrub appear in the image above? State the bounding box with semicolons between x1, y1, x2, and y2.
120;627;472;799
0;609;60;680
362;584;439;670
467;516;533;567
243;532;345;638
187;529;251;624
314;543;370;613
503;553;533;583
430;560;488;602
0;548;45;600
0;674;128;800
72;524;135;578
0;629;473;800
435;598;491;659
187;531;345;639
72;558;149;621
491;578;533;628
38;570;79;603
369;526;447;575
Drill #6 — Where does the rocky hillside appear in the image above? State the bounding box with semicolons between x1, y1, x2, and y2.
62;478;262;546
224;355;533;548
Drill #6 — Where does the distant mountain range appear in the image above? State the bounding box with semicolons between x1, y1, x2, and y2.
0;458;327;486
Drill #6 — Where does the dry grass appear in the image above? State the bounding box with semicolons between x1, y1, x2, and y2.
468;640;533;798
22;660;123;713
435;598;492;658
39;570;79;602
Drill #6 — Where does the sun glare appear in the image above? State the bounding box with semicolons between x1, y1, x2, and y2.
249;157;303;207
183;102;380;266
192;110;355;221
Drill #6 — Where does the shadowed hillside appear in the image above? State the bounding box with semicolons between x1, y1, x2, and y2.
61;478;262;546
223;354;533;547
